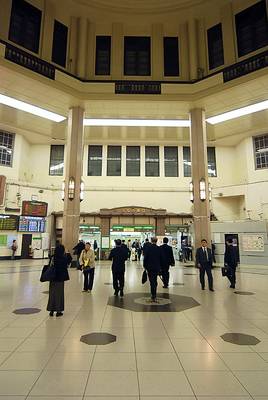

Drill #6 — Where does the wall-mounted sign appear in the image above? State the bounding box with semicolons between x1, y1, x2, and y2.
19;216;46;233
101;236;110;249
0;214;18;231
111;225;154;232
242;234;265;252
22;201;48;217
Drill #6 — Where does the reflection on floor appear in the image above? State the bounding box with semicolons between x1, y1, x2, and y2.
0;258;268;398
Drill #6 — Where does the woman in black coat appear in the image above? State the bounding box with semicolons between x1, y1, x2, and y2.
47;244;70;317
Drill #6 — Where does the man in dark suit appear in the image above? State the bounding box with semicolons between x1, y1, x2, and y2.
121;240;129;259
109;239;128;297
224;239;238;289
143;237;163;302
142;238;151;257
195;239;214;291
160;237;175;288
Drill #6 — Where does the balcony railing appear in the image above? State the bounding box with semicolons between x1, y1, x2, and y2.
223;50;268;82
115;81;161;94
5;43;55;80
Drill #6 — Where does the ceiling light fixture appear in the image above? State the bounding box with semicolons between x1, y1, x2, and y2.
206;100;268;125
0;94;66;122
83;118;190;127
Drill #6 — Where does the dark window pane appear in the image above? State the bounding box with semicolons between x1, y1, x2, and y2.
52;20;68;67
235;0;268;57
207;147;217;177
9;0;42;53
145;146;159;177
207;23;224;69
0;131;15;167
49;145;64;176
183;146;191;177
254;134;268;169
107;146;121;176
124;37;151;76
164;147;178;177
164;37;179;76
95;36;111;75
88;145;102;176
126;146;140;176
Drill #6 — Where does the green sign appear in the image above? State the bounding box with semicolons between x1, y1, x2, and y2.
111;225;154;232
0;235;7;247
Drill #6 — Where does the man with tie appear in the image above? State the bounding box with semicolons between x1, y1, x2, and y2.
195;239;214;291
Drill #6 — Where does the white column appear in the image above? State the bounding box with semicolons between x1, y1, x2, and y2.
121;145;126;177
102;145;108;176
159;145;165;177
140;145;145;177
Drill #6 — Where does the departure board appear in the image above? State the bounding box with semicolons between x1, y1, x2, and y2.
0;214;18;231
19;216;46;232
22;201;48;217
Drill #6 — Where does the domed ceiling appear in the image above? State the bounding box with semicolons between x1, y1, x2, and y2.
75;0;207;14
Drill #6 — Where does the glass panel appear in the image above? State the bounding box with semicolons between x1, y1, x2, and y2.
145;146;159;177
0;131;14;167
88;145;102;176
183;146;191;177
49;145;64;176
52;20;68;67
207;147;217;177
126;146;140;176
107;146;121;176
207;23;224;69
124;37;151;76
164;37;179;76
164;147;178;177
254;134;268;169
95;36;111;75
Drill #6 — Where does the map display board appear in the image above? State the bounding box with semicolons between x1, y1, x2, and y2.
0;214;18;230
22;201;48;217
19;216;46;233
242;234;265;252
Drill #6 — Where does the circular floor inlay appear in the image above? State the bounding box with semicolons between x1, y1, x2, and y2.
134;297;172;306
221;332;260;345
80;332;116;345
13;308;41;315
234;291;255;295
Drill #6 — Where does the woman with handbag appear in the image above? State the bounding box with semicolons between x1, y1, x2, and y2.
47;244;70;317
79;242;95;292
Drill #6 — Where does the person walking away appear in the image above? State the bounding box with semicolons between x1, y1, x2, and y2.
73;240;85;269
195;239;214;291
211;241;216;265
224;239;238;289
79;242;95;292
136;240;142;261
47;244;70;317
93;240;99;260
11;240;18;260
160;237;175;288
109;239;128;297
143;237;163;302
127;240;132;260
121;240;129;260
142;238;151;257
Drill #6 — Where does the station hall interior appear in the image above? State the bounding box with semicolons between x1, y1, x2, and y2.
0;0;268;398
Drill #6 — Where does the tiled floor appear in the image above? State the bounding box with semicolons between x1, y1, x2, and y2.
0;259;268;399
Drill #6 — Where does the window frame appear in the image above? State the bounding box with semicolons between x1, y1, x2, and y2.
107;145;122;176
163;37;180;77
49;145;64;176
126;146;140;176
164;146;179;177
0;131;15;168
253;134;268;170
124;36;151;76
207;23;224;70
51;19;68;68
95;35;111;76
87;145;103;176
145;146;159;177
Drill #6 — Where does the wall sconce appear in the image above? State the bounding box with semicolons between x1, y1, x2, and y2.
68;177;75;200
80;180;84;202
189;181;194;203
199;178;206;201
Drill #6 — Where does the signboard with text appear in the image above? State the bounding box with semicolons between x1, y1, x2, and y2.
242;234;265;252
0;214;18;231
22;201;48;217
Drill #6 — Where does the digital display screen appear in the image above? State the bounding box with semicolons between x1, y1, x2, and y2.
19;216;46;232
0;214;18;231
22;201;48;217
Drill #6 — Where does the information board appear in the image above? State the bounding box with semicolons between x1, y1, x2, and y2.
19;216;46;233
22;201;48;217
0;214;18;231
242;234;265;252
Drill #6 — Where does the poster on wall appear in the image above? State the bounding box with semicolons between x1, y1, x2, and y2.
101;236;110;249
242;234;265;252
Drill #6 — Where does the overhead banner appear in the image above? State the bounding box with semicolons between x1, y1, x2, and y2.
242;234;265;252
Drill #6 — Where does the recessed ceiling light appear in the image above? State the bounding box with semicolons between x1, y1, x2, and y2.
0;94;66;122
83;118;190;127
206;100;268;125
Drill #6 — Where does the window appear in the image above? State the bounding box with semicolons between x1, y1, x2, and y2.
207;23;224;69
49;145;64;176
52;20;68;67
207;147;217;177
183;147;191;177
0;131;14;167
164;147;178;177
107;146;121;176
235;0;268;57
95;36;111;75
145;146;159;177
254;134;268;169
9;0;42;53
126;146;140;176
124;36;151;76
164;37;179;76
88;145;102;176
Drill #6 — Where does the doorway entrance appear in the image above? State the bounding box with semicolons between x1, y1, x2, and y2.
225;233;240;263
21;234;32;259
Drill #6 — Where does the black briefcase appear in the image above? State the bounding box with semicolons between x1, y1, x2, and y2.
142;270;148;284
221;265;230;277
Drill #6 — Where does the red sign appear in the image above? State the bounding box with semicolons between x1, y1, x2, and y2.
22;201;48;217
